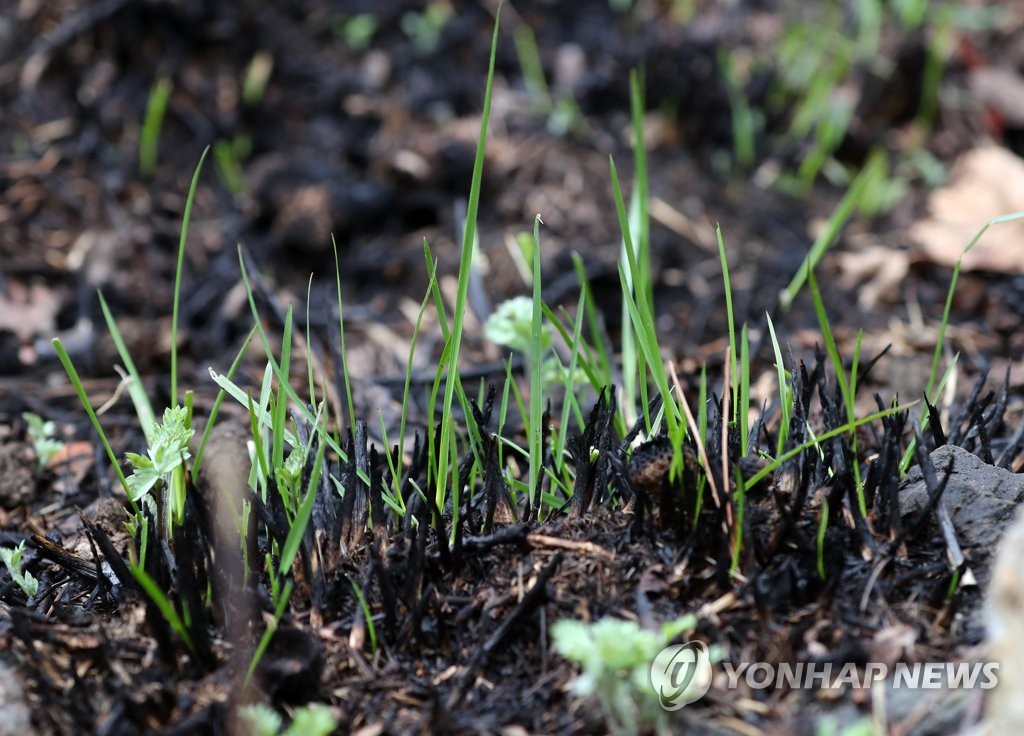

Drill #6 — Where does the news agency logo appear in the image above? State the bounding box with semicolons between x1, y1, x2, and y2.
649;644;1000;711
649;640;713;710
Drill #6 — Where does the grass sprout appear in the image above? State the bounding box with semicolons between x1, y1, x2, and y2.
139;75;172;178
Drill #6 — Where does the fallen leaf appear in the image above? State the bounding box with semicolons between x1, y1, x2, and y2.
910;145;1024;273
835;243;910;308
0;281;60;339
47;441;95;483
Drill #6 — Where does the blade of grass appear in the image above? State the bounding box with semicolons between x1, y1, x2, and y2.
97;291;157;441
193;325;256;476
716;225;739;423
170;146;210;407
610;157;680;439
333;237;357;438
272;306;294;472
139;76;172;179
528;215;545;505
51;338;135;505
746;401;915;489
778;149;884;311
765;313;791;455
739;323;750;455
278;420;328;577
129;563;195;653
435;11;500;514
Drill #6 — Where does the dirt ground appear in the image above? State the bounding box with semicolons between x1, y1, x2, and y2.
2;1;1024;734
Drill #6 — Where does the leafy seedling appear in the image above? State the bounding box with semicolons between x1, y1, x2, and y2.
553;615;705;736
22;412;64;473
0;541;38;599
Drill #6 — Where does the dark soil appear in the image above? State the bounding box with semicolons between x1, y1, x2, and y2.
1;1;1023;734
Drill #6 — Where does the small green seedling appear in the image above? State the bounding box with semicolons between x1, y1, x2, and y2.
335;13;378;53
485;296;552;354
552;615;702;736
237;702;337;736
0;541;38;598
400;1;453;56
124;405;194;536
139;76;173;179
22;412;64;473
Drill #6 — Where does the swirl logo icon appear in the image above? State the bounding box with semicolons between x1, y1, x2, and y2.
650;640;713;710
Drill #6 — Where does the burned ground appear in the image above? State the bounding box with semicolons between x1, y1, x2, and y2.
1;1;1024;734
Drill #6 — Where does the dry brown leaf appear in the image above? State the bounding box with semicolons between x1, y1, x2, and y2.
835;244;910;308
0;281;59;339
910;145;1024;273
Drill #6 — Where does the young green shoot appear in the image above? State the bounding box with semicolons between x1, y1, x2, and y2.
817;500;829;580
22;412;64;473
552;615;704;736
139;76;172;179
765;313;793;455
528;215;546;507
51;338;134;503
610;158;681;444
433;12;499;515
899;210;1024;473
171;147;210;407
778;150;884;311
617;70;652;431
124;404;194;537
718;49;756;169
350;580;379;653
0;541;38;598
238;702;338;736
807;266;866;516
715;225;740;427
332;238;358;438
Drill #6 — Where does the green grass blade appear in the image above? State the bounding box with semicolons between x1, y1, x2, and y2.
139;76;172;178
528;215;545;504
272;306;294;471
245;578;293;686
739;323;750;455
746;401;915;489
716;225;738;423
129;562;195;653
808;266;852;422
778;150;883;310
435;10;500;513
610;157;680;438
349;580;378;653
170;146;210;407
97;290;156;441
278;423;328;577
51;338;134;504
765;313;791;455
333;237;357;437
192;325;256;477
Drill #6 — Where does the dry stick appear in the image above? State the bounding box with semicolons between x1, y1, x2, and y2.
669;361;734;542
527;533;614;560
669;361;721;510
447;552;563;708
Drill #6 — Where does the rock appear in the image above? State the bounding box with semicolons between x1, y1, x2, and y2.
900;444;1024;589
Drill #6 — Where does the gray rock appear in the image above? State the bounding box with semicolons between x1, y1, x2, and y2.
900;444;1024;587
